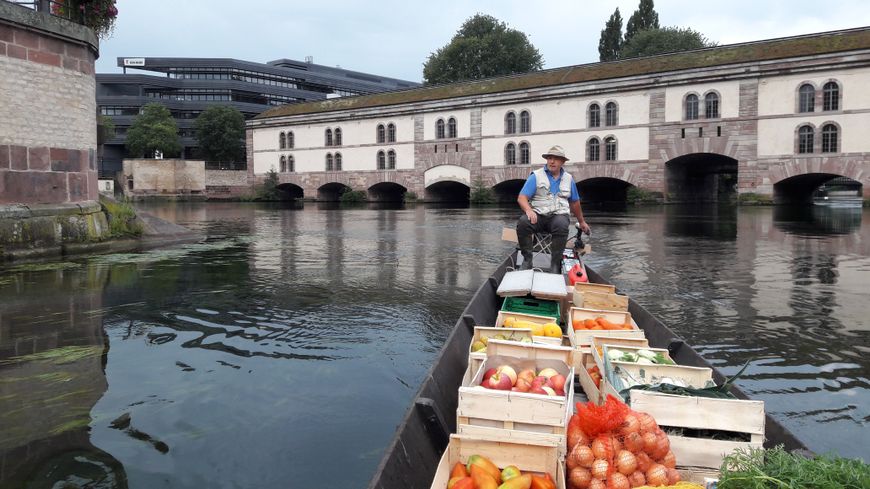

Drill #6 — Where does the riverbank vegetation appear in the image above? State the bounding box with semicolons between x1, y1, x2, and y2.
626;187;663;204
340;189;367;204
737;193;774;205
470;179;496;204
100;196;143;237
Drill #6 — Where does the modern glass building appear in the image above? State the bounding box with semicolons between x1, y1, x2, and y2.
96;57;419;174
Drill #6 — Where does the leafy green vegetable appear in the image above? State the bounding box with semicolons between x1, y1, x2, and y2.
719;445;870;488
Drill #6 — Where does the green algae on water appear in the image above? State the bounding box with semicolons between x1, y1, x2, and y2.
0;345;103;366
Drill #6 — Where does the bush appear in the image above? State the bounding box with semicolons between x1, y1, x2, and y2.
340;189;367;204
256;168;286;201
626;186;663;204
100;196;142;237
403;191;419;202
470;179;496;205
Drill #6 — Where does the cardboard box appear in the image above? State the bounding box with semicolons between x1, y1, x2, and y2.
430;434;566;489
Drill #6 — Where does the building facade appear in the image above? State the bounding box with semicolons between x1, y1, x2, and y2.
248;28;870;204
96;57;420;176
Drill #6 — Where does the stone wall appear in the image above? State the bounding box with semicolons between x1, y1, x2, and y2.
0;3;98;206
122;159;206;199
205;169;250;199
0;200;108;258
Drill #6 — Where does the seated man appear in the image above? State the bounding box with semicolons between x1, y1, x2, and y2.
516;145;591;272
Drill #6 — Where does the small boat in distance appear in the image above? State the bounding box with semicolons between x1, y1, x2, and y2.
366;254;809;489
812;180;864;208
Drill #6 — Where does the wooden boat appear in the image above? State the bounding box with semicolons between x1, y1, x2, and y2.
366;253;809;489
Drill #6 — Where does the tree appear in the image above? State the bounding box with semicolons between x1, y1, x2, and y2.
125;103;181;158
194;106;245;163
423;14;543;85
598;8;623;62
625;0;660;44
619;27;716;60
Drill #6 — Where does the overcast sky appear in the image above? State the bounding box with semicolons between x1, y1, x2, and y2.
96;0;870;82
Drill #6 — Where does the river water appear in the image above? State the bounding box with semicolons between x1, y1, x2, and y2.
0;203;867;488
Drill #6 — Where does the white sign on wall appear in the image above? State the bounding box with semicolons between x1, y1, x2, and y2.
123;58;146;67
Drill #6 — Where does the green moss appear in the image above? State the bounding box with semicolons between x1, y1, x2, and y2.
738;192;774;205
48;418;91;436
0;345;103;366
100;196;143;237
4;262;82;273
256;30;870;120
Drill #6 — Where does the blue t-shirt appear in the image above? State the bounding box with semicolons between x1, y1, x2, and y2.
519;168;580;202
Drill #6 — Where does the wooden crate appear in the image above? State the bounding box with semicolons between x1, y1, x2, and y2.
591;344;674;371
495;310;575;349
569;307;645;346
571;282;615;305
601;355;714;402
630;389;765;472
575;349;603;406
466;327;534;384
430;434;566;489
576;290;629;311
458;342;574;439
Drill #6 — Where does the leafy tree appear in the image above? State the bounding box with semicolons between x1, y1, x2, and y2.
257;167;284;200
423;14;543;85
619;27;716;59
194;105;245;163
625;0;660;44
598;8;623;62
125;103;181;158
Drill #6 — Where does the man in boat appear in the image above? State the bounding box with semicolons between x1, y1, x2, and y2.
516;145;591;273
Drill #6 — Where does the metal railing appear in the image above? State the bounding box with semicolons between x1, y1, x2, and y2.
7;1;86;26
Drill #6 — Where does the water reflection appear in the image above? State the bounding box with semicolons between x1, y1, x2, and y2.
774;205;863;235
0;203;867;489
0;267;128;488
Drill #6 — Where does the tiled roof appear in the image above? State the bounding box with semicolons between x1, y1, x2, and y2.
254;27;870;120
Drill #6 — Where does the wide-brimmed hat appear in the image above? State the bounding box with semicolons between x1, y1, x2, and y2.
541;145;569;161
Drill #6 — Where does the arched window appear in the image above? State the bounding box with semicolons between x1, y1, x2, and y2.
279;132;286;150
387;123;396;143
823;82;839;111
280;155;287;172
685;94;699;120
704;93;719;118
287;155;295;172
334;152;342;171
436;119;445;139
334;128;342;146
447;117;457;138
325;128;333;146
798;125;814;154
799;84;815;113
520;110;530;133
505;112;516;134
325;153;334;171
587;138;600;162
377;124;386;143
519;142;530;165
821;124;838;153
287;131;294;149
377;150;386;170
605;137;617;161
387;150;396;169
505;143;516;165
605;102;618;126
588;103;600;128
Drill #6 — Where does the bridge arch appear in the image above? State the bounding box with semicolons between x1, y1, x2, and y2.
578;177;635;204
368;181;408;202
317;182;352;201
424;164;471;187
774;173;863;205
665;153;738;203
276;182;304;199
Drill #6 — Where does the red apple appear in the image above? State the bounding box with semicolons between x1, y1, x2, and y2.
488;372;513;390
550;374;567;391
529;386;548;395
497;365;518;385
538;367;560;379
555;387;566;396
531;376;549;389
541;386;557;396
482;367;498;380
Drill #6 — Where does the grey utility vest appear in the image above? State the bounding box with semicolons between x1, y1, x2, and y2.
529;167;572;215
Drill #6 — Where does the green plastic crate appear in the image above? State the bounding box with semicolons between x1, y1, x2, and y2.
500;296;561;324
